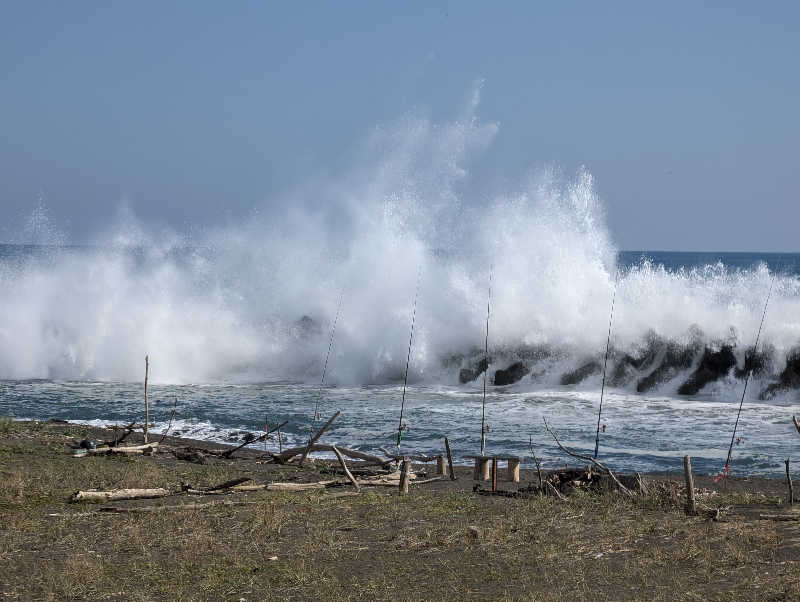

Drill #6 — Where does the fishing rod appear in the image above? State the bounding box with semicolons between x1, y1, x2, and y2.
312;290;344;423
480;265;493;456
593;270;619;459
716;274;776;483
397;267;422;451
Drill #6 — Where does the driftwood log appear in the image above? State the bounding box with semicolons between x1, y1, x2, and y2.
274;444;391;466
82;443;160;456
71;488;170;503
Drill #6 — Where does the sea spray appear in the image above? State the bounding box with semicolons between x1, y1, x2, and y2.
0;101;799;398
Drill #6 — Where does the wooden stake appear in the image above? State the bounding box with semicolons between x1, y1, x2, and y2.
683;455;697;515
299;411;341;466
144;355;150;444
436;455;446;476
277;423;283;453
445;437;456;481
399;457;411;495
787;457;794;505
491;458;498;492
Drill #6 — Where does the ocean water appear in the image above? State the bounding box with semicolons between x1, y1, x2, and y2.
1;108;799;476
2;243;799;477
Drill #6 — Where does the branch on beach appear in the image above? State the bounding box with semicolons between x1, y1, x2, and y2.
331;445;360;491
299;411;340;466
542;417;633;498
274;444;391;466
221;420;288;459
157;397;179;445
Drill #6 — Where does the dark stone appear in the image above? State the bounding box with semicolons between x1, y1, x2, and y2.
734;346;772;379
560;361;601;386
760;348;800;399
79;439;96;450
459;357;489;384
636;342;697;393
677;345;737;395
493;361;530;386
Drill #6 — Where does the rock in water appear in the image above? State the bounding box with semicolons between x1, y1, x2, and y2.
636;341;698;393
493;361;529;386
459;357;489;384
560;360;601;385
760;348;800;399
677;345;736;395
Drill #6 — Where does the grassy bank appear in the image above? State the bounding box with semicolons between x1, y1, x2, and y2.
2;420;800;601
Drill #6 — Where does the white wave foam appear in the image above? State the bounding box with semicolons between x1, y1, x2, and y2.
1;91;799;392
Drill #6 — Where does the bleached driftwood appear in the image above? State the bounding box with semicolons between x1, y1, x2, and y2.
71;488;170;503
84;443;160;456
265;482;332;491
275;444;390;466
331;445;360;491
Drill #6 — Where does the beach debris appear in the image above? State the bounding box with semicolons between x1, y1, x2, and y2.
399;457;411;495
80;442;159;456
330;444;360;491
274;443;391;467
299;411;340;466
222;420;288;459
71;488;170;503
684;455;697;515
445;437;456;481
543;417;633;497
144;355;150;443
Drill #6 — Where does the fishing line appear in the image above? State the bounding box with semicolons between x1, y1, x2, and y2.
480;264;493;456
397;266;422;450
312;290;344;424
716;274;776;483
594;270;619;459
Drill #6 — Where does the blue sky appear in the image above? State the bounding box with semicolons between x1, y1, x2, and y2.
1;2;798;250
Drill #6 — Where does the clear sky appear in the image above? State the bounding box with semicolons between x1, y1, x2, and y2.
1;2;798;251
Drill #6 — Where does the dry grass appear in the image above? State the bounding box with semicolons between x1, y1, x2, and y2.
2;422;800;601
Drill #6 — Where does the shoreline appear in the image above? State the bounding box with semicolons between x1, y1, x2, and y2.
3;419;800;599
